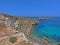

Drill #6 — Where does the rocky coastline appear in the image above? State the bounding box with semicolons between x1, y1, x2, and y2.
0;13;56;45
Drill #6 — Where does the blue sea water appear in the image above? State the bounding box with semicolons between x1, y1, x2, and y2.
31;17;60;42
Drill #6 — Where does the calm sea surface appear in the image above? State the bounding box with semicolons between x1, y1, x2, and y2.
31;17;60;42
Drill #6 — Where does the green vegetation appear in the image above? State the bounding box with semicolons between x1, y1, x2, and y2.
9;37;17;43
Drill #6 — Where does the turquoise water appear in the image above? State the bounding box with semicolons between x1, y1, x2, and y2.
31;17;60;42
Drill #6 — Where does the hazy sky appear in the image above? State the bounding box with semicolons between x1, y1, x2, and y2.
0;0;60;17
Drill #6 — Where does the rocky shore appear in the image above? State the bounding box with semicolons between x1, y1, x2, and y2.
0;13;57;45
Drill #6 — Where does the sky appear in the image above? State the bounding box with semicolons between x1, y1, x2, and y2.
0;0;60;17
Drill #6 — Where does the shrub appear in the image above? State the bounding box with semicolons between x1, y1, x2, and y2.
9;37;17;43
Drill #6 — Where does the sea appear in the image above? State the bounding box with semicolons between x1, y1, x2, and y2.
31;17;60;43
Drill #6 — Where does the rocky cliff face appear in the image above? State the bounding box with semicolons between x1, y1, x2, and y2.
0;13;39;45
0;14;37;31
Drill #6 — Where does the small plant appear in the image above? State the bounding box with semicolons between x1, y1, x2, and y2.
9;37;17;43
